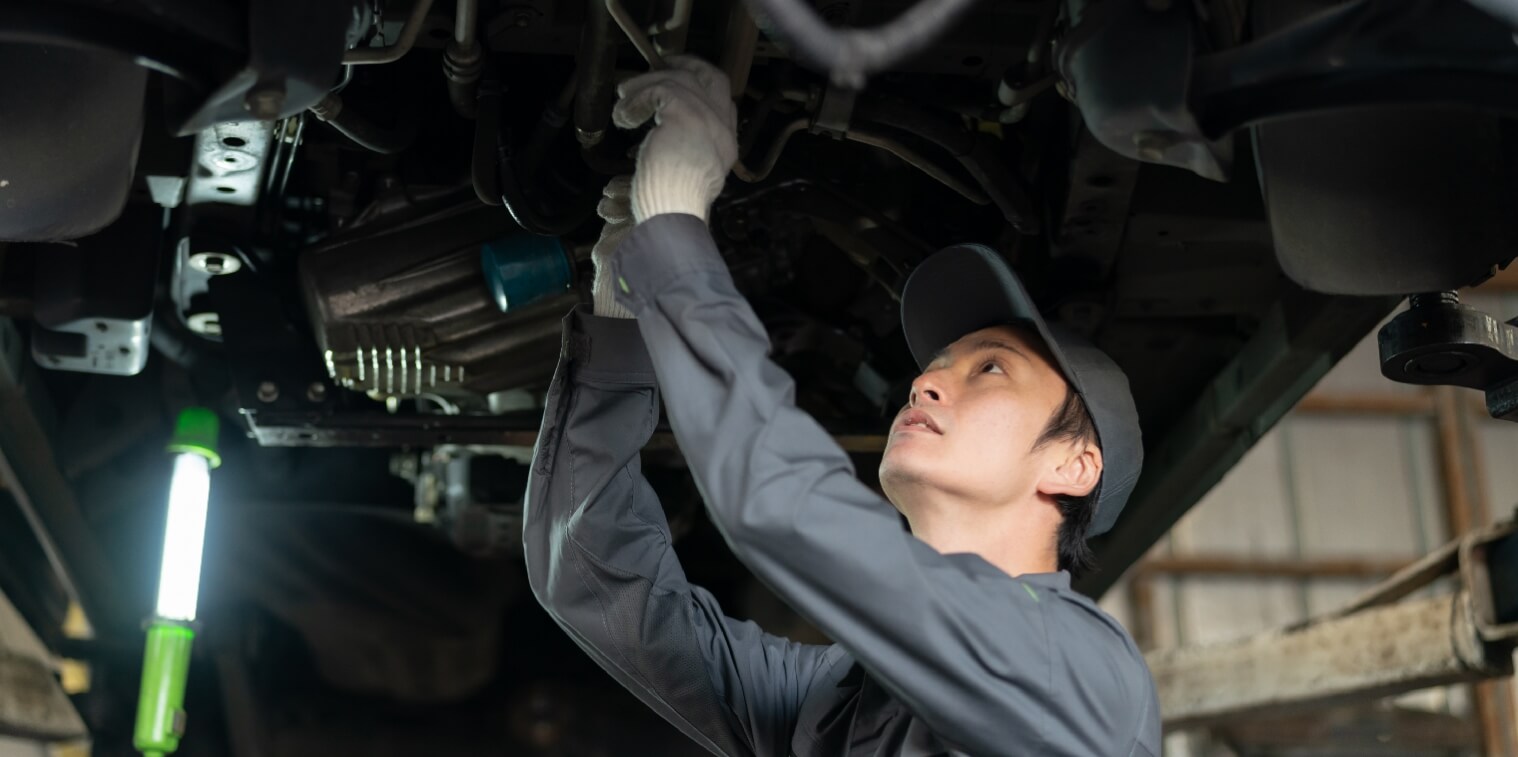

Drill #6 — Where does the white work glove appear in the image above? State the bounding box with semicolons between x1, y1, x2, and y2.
590;176;635;319
612;55;739;224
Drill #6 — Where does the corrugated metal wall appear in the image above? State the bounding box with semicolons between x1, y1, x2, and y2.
1100;292;1518;755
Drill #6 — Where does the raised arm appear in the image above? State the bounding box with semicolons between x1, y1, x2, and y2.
609;216;1157;756
522;308;840;757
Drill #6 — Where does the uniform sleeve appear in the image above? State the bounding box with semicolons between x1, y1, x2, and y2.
611;214;1155;756
522;307;840;757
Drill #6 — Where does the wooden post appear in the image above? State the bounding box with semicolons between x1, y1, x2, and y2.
1455;385;1518;756
1434;386;1510;757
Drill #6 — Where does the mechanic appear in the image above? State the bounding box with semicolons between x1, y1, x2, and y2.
522;55;1161;756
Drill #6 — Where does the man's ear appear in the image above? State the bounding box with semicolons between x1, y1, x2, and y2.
1037;444;1103;499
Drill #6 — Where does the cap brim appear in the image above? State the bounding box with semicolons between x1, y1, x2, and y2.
900;244;1077;385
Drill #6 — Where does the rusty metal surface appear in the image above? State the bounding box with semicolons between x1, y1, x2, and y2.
1149;592;1497;729
1152;520;1518;729
1216;704;1480;752
1330;537;1461;619
0;650;85;741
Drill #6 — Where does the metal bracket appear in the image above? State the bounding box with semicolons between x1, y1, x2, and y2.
811;85;857;139
186;121;275;207
1460;519;1518;642
1378;292;1518;422
30;207;161;376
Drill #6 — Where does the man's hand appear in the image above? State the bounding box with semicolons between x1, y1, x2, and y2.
591;176;636;318
613;55;738;224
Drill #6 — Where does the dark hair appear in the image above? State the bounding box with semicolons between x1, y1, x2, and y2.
1033;385;1100;578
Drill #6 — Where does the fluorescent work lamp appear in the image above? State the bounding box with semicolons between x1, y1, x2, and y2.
135;407;220;757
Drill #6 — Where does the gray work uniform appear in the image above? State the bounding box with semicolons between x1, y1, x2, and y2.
522;214;1161;756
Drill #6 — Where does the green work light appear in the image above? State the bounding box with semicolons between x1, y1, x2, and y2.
134;407;220;757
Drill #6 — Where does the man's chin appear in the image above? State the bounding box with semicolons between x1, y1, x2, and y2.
879;446;940;490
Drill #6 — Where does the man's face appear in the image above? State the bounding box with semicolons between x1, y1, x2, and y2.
879;324;1075;511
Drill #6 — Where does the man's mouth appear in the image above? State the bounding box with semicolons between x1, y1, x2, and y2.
895;409;943;435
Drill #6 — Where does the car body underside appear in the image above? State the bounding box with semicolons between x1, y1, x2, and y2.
2;0;1518;752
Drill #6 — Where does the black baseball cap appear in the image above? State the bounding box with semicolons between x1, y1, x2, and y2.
899;244;1143;537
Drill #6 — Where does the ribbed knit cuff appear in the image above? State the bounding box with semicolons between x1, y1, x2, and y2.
632;166;712;224
590;218;636;319
591;273;635;319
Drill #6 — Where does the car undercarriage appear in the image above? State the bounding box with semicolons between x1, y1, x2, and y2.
3;0;1518;752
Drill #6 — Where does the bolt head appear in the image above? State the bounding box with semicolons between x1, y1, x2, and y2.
257;381;279;403
244;86;286;119
1132;130;1177;162
306;382;328;402
186;312;222;336
188;251;242;276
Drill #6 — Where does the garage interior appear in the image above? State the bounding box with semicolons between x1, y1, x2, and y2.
1105;285;1518;756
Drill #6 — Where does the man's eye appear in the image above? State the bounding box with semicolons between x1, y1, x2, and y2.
981;361;1004;374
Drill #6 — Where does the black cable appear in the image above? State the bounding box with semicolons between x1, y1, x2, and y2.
472;75;504;206
309;93;415;154
497;144;595;236
471;65;597;232
855;97;1039;232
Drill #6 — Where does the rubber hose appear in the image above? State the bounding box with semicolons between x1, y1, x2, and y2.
574;0;618;146
472;78;504;206
310;93;415;154
498;152;594;236
854;97;1038;232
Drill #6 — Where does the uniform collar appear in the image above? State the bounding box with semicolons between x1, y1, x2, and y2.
941;552;1072;590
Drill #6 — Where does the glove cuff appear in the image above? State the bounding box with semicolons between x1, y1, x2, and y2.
591;274;635;319
632;165;714;224
591;223;636;319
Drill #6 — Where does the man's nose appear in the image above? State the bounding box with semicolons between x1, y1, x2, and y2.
909;372;945;406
